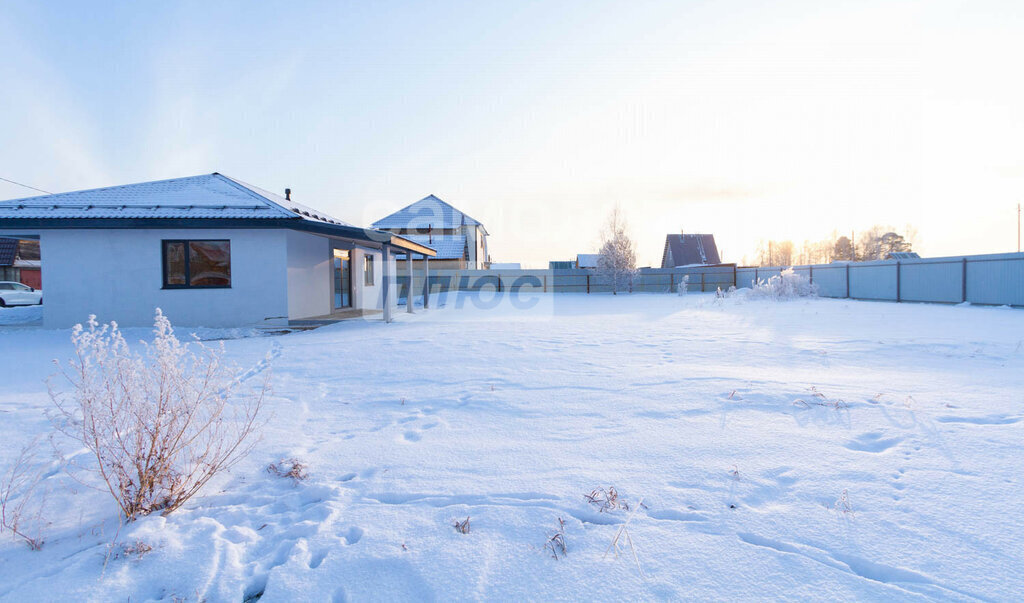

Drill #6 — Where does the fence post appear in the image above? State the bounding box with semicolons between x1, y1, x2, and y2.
962;258;968;303
586;273;590;294
754;267;759;285
846;264;850;299
669;272;674;293
733;265;737;288
896;261;902;302
497;275;502;293
543;274;547;293
809;265;814;285
700;272;705;292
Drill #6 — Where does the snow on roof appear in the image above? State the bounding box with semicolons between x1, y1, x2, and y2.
372;195;486;233
576;254;599;268
393;234;466;259
0;173;351;225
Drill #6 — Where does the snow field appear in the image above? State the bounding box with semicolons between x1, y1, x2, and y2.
1;294;1023;601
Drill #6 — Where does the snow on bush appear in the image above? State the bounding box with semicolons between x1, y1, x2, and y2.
676;275;690;295
49;310;268;520
745;268;817;300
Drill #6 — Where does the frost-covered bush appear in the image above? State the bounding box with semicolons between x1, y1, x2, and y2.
747;268;817;300
676;275;690;295
50;310;267;520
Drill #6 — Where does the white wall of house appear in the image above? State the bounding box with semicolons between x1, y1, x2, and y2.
36;228;289;328
351;247;383;311
286;230;331;320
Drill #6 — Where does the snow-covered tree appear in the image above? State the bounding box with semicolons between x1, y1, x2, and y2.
833;236;855;261
597;207;638;294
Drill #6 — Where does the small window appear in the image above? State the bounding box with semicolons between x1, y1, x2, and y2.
162;240;231;288
364;255;375;286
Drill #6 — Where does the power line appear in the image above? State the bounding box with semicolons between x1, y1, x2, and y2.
0;176;52;195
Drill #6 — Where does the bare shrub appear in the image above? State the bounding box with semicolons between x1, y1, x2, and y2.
49;310;268;521
584;487;630;512
267;458;308;483
545;517;567;560
0;437;50;550
453;516;471;534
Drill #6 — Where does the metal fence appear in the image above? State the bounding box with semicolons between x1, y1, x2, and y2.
396;252;1024;308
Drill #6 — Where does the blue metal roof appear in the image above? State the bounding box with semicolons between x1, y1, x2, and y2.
0;173;352;225
394;234;466;259
372;194;486;233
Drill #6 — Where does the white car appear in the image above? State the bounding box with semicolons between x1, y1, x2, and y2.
0;281;42;307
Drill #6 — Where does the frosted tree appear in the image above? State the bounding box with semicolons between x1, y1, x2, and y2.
597;207;638;294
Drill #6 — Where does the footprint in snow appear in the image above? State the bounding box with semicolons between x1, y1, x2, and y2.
844;432;903;453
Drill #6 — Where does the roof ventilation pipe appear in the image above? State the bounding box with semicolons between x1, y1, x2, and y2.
285;188;291;201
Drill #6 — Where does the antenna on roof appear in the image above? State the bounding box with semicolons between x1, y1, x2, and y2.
285;188;291;201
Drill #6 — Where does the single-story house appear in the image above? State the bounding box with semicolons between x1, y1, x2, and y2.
661;234;721;268
0;173;435;328
576;254;599;269
372;194;489;270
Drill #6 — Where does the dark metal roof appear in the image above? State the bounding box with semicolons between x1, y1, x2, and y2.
662;234;721;268
0;238;16;266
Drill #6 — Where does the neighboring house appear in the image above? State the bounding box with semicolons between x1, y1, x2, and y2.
372;195;489;270
886;251;920;260
0;173;434;328
549;260;575;270
0;237;41;288
576;254;599;269
661;234;721;268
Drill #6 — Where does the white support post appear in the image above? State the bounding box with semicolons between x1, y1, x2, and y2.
382;245;393;323
423;256;430;309
406;252;414;314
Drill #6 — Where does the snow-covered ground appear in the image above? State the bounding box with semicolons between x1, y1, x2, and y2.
0;305;42;327
1;294;1022;601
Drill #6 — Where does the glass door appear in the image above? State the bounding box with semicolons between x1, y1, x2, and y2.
333;249;351;309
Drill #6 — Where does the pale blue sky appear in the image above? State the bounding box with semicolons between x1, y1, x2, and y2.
2;0;1023;266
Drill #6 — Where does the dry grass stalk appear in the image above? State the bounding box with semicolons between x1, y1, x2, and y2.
0;436;50;550
545;517;567;560
794;387;848;410
116;540;154;560
603;497;645;577
585;487;630;512
834;489;854;517
453;516;471;534
267;458;308;483
49;310;268;521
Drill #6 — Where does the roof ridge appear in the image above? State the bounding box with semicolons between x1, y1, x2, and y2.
0;173;221;204
214;174;299;218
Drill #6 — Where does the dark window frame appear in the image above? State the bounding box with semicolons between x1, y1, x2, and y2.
364;254;375;286
161;239;232;289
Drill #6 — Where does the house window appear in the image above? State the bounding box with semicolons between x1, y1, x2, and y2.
364;255;375;286
162;240;231;288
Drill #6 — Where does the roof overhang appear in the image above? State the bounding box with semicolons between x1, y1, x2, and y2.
0;217;437;257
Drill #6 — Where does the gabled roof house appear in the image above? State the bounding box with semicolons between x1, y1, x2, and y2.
372;195;489;270
0;173;434;327
661;234;721;268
